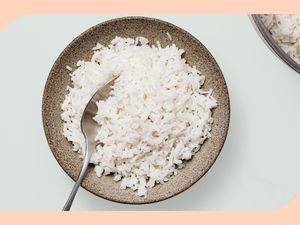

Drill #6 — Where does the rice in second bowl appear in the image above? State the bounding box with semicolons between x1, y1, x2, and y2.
61;36;217;197
260;14;300;64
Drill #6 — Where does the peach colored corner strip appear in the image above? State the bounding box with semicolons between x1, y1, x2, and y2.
0;195;298;224
1;0;300;31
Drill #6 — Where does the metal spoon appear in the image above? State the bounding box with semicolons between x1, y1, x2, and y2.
62;75;120;211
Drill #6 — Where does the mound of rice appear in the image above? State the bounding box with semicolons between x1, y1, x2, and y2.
61;36;217;197
260;14;300;64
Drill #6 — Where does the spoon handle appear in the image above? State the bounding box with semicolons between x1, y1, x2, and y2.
62;146;91;211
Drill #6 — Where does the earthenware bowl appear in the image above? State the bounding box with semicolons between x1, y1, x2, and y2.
42;16;230;204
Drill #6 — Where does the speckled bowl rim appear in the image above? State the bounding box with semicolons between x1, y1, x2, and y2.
42;16;230;204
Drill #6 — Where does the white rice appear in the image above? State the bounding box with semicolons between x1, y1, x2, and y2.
260;14;300;64
166;32;172;41
61;36;217;197
66;65;73;71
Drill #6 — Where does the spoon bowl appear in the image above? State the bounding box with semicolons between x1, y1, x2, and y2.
62;75;119;211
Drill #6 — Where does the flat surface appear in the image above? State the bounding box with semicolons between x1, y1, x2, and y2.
0;14;300;210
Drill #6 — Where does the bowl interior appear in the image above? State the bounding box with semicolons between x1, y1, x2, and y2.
251;14;300;74
42;17;230;204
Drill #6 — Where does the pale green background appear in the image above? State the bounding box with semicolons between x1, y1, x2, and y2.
0;15;299;211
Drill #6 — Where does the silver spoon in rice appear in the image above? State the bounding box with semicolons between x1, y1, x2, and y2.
62;75;120;211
